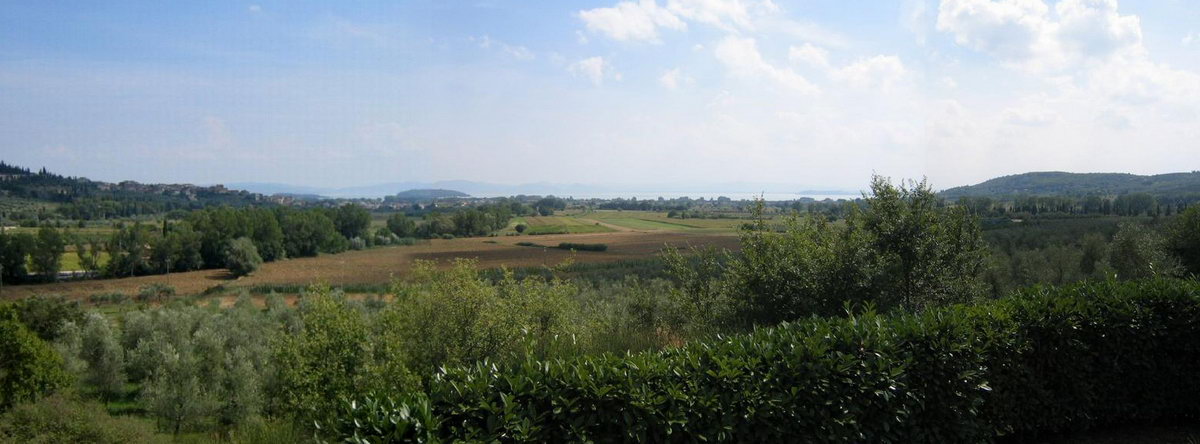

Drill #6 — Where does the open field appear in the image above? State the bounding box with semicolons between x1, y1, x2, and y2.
581;210;750;232
512;216;616;235
1;230;740;300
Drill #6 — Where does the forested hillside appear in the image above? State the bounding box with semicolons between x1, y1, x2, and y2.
942;171;1200;198
0;161;267;220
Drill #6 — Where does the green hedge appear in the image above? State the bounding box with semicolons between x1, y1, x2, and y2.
323;279;1200;443
556;242;608;252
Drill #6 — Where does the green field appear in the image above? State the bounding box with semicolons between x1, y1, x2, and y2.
5;226;120;243
511;216;616;235
24;251;110;272
583;210;748;232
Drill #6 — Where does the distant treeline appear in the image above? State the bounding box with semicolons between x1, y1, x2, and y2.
0;162;266;222
0;201;529;284
955;192;1200;217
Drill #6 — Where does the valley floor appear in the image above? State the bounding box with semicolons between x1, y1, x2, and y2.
0;230;739;300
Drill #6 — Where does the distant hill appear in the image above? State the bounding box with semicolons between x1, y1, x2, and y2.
942;171;1200;198
391;189;469;200
0;161;269;220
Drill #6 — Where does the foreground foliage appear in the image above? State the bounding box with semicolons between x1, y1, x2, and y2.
325;278;1200;443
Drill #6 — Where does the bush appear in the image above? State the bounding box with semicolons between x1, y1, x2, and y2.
0;394;167;443
514;224;528;234
225;237;263;277
556;242;607;252
0;305;72;412
88;292;130;305
349;237;367;251
325;278;1200;443
1167;205;1200;275
136;284;175;303
13;295;83;341
440;233;455;240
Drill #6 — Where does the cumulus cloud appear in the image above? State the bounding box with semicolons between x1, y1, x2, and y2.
936;0;1200;126
714;35;818;94
569;56;617;85
935;0;1145;72
1184;31;1198;47
577;0;686;42
936;0;1058;69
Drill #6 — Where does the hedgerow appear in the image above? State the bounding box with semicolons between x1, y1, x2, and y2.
322;278;1200;443
557;242;608;252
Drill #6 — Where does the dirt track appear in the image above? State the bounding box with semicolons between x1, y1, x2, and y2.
2;231;740;300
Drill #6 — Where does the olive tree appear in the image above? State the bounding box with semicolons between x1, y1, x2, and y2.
80;312;126;403
1110;223;1178;280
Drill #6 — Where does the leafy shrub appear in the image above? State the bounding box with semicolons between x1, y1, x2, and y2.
12;294;84;341
440;233;455;240
0;305;72;411
225;237;263;277
557;242;608;252
0;394;167;444
349;237;367;251
325;278;1200;443
1110;222;1179;280
514;223;528;234
136;284;175;303
1167;205;1200;275
88;292;130;305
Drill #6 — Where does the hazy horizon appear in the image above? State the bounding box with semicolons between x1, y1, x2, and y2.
2;1;1197;190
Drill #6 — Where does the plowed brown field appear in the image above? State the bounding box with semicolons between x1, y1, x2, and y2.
2;231;740;300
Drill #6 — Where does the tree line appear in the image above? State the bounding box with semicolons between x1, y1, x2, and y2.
0;201;532;284
955;192;1200;217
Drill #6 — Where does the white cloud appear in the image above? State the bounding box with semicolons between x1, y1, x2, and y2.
902;0;932;45
1184;32;1199;47
935;0;1144;73
579;0;785;42
658;68;695;90
1054;0;1141;58
578;0;686;42
833;55;909;91
474;35;535;60
247;4;261;13
665;0;756;31
714;35;818;94
935;0;1200;127
936;0;1058;69
569;56;616;85
788;43;829;68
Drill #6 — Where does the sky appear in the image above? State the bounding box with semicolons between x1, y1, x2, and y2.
1;0;1197;191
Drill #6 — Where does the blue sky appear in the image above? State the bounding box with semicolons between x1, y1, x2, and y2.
1;0;1197;190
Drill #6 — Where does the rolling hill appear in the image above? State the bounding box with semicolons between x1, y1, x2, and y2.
941;171;1200;198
